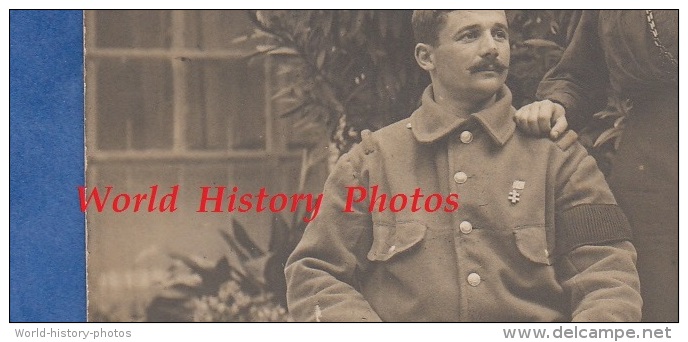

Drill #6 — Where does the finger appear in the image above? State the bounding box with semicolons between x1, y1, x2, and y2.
526;102;543;135
514;104;532;123
549;103;568;139
514;105;533;133
550;116;568;140
552;101;567;122
537;101;554;133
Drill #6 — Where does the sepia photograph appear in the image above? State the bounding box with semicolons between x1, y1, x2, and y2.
82;10;678;322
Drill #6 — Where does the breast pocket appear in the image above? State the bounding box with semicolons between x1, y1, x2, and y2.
367;221;427;262
514;225;552;265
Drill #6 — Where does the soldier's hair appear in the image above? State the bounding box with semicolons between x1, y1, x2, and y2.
411;10;455;46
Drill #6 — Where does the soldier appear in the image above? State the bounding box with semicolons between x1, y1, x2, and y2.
515;10;678;322
285;10;642;322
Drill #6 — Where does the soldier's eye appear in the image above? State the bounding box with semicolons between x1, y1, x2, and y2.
458;30;479;42
493;28;509;41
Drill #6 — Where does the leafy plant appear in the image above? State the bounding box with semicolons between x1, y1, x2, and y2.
505;10;581;108
507;39;564;109
145;215;304;322
241;10;428;155
573;94;629;176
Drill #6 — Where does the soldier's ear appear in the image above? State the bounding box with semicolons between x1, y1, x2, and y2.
415;43;435;71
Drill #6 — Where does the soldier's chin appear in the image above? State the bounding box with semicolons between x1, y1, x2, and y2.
470;78;504;95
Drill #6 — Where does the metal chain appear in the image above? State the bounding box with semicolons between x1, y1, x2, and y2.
645;10;678;67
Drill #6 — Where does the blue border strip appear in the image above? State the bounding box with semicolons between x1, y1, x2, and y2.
10;10;86;322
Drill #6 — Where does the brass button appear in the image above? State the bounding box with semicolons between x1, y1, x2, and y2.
459;221;473;234
454;172;468;184
467;273;481;286
460;131;473;144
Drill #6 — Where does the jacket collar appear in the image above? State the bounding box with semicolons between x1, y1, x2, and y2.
410;85;516;146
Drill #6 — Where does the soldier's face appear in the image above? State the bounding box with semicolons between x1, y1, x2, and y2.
429;10;510;103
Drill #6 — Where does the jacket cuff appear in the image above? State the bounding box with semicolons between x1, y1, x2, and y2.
555;204;632;256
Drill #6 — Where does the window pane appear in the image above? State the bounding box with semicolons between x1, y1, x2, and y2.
183;10;257;50
95;58;173;150
185;58;266;150
94;10;172;49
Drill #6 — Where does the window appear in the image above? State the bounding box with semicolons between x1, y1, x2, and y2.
85;10;317;320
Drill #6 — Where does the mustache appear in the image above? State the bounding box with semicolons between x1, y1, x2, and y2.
468;58;508;73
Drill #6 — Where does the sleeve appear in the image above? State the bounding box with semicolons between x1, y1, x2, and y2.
284;145;381;322
552;138;642;321
536;10;610;131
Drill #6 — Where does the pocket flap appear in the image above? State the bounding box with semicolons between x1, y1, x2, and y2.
514;225;551;265
367;221;427;262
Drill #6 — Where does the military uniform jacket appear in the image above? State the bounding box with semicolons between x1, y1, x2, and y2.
285;85;642;322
